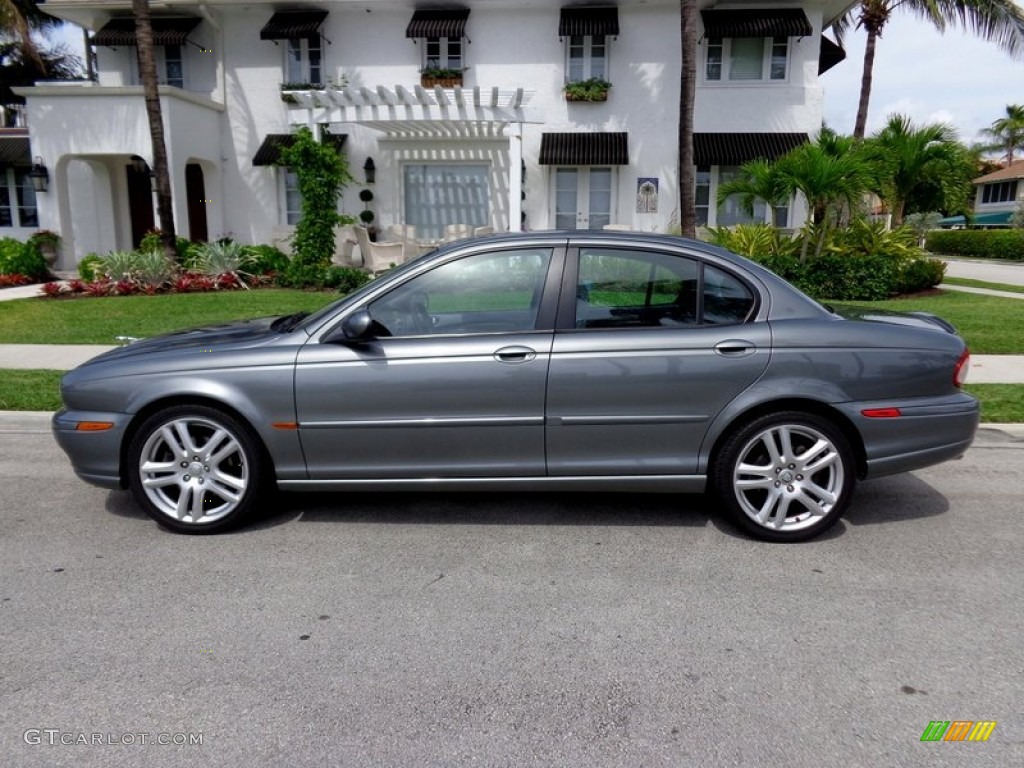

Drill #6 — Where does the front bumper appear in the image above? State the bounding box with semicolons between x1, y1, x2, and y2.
52;409;132;489
837;392;980;479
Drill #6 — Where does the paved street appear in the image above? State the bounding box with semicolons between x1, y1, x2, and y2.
1;416;1022;767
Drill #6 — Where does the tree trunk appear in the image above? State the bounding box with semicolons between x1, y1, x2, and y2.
132;0;178;260
677;0;698;238
853;23;879;139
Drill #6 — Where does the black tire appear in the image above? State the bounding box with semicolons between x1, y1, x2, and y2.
127;404;267;534
712;411;855;542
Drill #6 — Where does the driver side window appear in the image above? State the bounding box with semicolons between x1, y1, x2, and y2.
368;249;553;337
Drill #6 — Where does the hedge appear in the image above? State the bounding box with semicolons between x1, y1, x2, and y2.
925;229;1024;260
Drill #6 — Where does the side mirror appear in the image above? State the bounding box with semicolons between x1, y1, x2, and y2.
325;309;376;343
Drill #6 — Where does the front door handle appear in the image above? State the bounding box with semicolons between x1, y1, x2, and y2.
494;346;537;364
714;340;757;357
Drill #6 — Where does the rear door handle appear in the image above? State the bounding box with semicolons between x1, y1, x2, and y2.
494;346;537;364
714;340;757;357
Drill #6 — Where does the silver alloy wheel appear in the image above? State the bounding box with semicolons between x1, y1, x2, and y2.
732;423;844;533
137;416;249;525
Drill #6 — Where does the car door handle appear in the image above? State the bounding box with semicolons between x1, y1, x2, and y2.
494;346;537;364
714;340;757;357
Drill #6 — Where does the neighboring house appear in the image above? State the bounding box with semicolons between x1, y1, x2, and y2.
14;0;851;268
0;127;39;238
970;160;1024;227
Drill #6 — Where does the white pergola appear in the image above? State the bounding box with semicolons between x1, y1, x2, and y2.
284;84;541;231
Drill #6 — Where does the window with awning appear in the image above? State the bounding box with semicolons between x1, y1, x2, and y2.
693;133;808;166
700;9;812;39
260;10;328;41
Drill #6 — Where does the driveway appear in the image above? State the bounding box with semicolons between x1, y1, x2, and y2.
1;419;1022;766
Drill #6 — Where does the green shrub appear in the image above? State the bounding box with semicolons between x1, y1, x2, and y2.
78;253;105;281
139;230;193;261
897;258;946;294
242;244;290;275
0;237;48;279
323;266;371;293
191;240;254;280
99;251;144;280
925;229;1024;260
133;251;179;288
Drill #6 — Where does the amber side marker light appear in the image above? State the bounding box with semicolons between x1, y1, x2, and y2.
861;408;902;419
76;421;114;431
272;422;299;430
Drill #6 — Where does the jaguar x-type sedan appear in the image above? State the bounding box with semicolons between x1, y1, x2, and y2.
53;232;978;541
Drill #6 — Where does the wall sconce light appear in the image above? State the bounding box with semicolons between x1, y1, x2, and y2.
29;157;49;193
130;155;149;175
363;157;376;184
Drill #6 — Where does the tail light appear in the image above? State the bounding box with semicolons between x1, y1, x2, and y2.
953;348;970;388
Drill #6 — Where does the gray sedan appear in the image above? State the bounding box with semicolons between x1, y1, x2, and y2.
53;232;978;541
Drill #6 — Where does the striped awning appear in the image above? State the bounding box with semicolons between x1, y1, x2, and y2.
701;9;812;39
91;17;201;47
539;132;628;165
558;7;620;37
405;10;470;39
253;133;347;166
819;36;846;75
260;10;328;41
694;133;808;166
0;135;31;167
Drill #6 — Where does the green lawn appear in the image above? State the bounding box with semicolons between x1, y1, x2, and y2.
833;291;1024;354
942;277;1024;295
0;289;338;345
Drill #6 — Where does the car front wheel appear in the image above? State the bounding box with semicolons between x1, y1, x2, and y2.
127;405;265;534
713;412;855;542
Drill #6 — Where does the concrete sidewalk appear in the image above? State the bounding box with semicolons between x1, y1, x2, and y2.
2;343;1023;384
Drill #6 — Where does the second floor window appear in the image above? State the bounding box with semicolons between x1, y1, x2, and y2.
287;36;322;85
164;44;184;88
706;37;788;82
567;35;607;82
981;180;1018;204
424;37;462;70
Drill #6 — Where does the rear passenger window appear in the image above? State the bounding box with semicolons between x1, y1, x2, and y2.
703;264;755;325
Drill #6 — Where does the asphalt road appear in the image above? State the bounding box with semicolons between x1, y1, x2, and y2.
2;420;1022;767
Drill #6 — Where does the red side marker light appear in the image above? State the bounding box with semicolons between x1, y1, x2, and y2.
76;421;114;431
953;349;970;388
861;408;902;419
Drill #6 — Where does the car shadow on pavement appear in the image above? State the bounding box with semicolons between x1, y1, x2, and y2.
247;490;716;532
842;474;949;527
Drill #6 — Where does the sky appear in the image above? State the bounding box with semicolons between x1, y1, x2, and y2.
820;11;1024;146
48;9;1024;148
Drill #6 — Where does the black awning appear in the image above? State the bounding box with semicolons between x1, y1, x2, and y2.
818;35;846;75
0;135;31;167
539;132;628;165
558;7;620;37
406;9;470;39
253;133;347;166
260;10;329;41
694;133;808;166
91;17;201;47
701;9;812;39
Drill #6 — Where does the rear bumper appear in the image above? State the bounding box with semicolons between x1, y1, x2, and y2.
52;409;130;490
837;393;980;479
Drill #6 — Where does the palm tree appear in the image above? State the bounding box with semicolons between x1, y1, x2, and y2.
866;114;971;225
718;129;874;260
980;103;1024;163
835;1;1024;138
132;0;177;259
0;0;58;67
677;0;698;238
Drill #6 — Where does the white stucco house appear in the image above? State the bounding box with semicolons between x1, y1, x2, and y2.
11;0;851;269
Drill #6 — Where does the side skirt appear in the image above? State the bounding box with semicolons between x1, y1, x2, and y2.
278;475;708;494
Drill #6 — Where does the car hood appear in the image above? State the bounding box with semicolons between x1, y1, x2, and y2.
82;316;293;366
830;306;958;335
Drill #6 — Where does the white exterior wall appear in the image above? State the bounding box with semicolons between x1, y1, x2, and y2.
22;0;840;262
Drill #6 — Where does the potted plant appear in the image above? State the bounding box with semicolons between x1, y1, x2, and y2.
29;229;61;267
359;209;377;241
421;67;464;88
564;78;612;102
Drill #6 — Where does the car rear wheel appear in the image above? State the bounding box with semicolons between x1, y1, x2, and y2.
127;405;265;534
713;411;855;542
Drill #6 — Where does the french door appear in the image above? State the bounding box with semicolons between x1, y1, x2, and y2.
552;167;613;229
